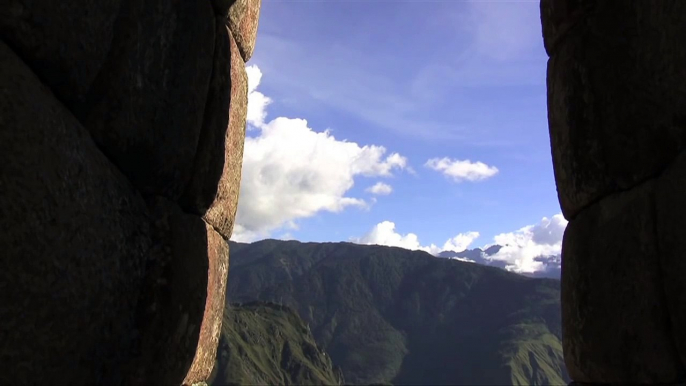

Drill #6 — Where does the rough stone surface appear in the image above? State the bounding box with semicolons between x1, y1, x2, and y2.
181;19;247;240
540;0;592;56
0;0;121;107
0;40;151;384
184;227;230;385
227;0;262;62
1;0;261;382
561;181;683;383
77;0;216;200
125;197;213;385
542;0;686;383
655;151;686;367
545;1;686;219
543;2;686;383
210;0;233;17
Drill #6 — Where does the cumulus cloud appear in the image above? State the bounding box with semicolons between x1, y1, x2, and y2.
485;214;568;274
352;214;568;278
366;182;393;195
351;221;441;255
351;222;479;256
278;232;295;241
231;224;266;243
231;66;408;242
442;231;480;252
245;66;272;128
425;157;498;182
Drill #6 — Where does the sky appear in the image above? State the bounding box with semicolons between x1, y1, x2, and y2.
230;0;568;275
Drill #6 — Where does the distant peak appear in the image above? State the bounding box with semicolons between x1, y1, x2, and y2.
483;245;503;256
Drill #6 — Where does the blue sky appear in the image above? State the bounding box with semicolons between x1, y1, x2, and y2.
231;0;568;274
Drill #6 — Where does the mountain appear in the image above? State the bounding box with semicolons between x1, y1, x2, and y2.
437;245;502;261
438;245;561;279
209;301;343;386
226;239;569;385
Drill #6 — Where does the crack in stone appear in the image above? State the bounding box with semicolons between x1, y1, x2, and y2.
545;2;596;57
567;148;686;222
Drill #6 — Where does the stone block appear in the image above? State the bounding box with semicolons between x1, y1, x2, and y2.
227;0;261;62
561;180;683;382
0;0;121;107
0;40;151;384
181;20;247;240
184;221;230;385
77;0;215;200
654;151;686;369
546;1;686;219
125;198;228;386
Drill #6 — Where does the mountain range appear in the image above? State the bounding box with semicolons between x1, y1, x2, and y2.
218;239;569;385
438;245;562;279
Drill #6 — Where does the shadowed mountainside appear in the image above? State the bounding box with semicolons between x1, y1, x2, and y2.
225;239;569;385
209;301;343;386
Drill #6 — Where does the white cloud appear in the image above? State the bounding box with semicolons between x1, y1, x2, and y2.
366;182;393;196
231;66;408;242
425;157;498;182
451;256;476;264
351;214;568;277
245;66;272;128
485;214;568;274
351;221;441;255
278;232;294;241
351;222;479;256
442;231;480;252
231;224;267;243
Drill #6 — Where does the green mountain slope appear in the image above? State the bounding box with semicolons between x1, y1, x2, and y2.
209;301;344;386
226;239;569;385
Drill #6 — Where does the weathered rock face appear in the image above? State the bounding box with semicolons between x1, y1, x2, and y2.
545;1;686;220
655;152;686;368
124;197;228;386
211;0;262;62
226;0;262;62
542;0;686;383
181;21;248;239
0;0;122;108
0;39;151;385
561;181;682;383
77;0;216;200
0;0;260;384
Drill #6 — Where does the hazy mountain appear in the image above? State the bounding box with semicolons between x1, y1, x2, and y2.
438;245;561;279
437;245;501;262
209;301;344;386
225;239;569;385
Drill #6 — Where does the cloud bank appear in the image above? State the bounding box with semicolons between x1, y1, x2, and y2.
443;231;481;253
352;214;567;277
352;221;480;256
485;214;568;274
232;66;408;242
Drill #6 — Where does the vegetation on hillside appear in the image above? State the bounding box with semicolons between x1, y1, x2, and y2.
224;239;569;385
209;301;343;386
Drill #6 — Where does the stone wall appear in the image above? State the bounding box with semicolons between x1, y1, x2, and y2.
0;0;260;384
541;0;686;383
5;0;685;384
